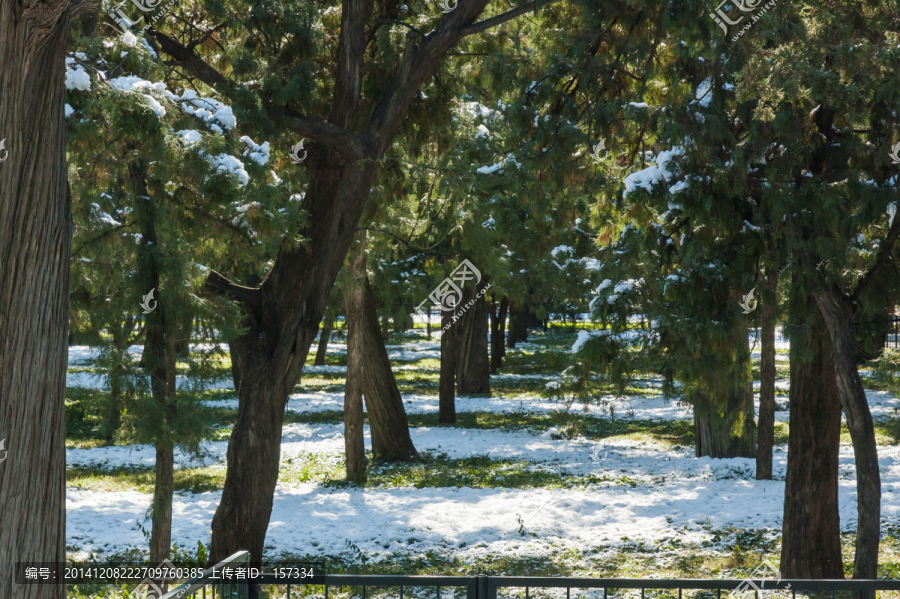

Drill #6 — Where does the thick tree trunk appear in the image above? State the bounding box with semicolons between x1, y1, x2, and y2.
314;314;334;366
506;302;529;348
344;237;418;461
781;307;843;578
756;270;778;480
456;282;491;395
439;309;457;424
692;387;755;458
0;5;71;598
490;296;509;373
817;285;881;591
343;238;368;483
693;321;755;458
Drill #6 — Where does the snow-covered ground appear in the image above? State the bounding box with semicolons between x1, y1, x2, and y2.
63;330;900;562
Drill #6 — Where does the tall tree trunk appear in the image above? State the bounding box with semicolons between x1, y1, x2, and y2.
507;302;528;348
187;0;512;563
490;296;509;373
693;321;755;458
314;314;334;366
343;239;368;483
426;308;431;338
344;234;419;462
0;4;72;598
456;282;491;395
781;305;843;578
756;270;778;480
133;160;178;592
439;309;457;424
817;285;881;592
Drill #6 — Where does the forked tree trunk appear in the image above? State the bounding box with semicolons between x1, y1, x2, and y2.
344;235;419;462
314;314;334;366
490;296;509;373
171;0;517;564
456;282;491;395
756;270;778;480
781;306;844;577
439;309;457;424
693;321;755;458
343;238;368;483
817;285;881;591
0;5;72;598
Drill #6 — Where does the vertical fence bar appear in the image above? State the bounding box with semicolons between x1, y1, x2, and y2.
567;588;570;599
401;586;404;599
287;583;291;599
526;587;529;599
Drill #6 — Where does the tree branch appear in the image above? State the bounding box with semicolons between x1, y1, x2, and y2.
205;270;262;311
852;208;900;301
460;0;562;37
149;29;364;159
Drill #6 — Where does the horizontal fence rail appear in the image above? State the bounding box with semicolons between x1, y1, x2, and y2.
238;575;900;599
164;569;900;599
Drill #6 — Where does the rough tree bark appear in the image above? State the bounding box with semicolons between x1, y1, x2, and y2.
153;0;547;564
439;309;457;424
490;296;509;373
314;314;334;366
344;234;419;462
0;3;73;598
456;282;491;395
343;236;368;483
756;270;778;480
817;285;881;591
781;307;843;578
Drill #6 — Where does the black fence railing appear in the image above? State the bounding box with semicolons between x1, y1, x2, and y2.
163;570;900;599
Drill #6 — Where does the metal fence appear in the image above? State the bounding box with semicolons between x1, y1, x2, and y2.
162;564;900;599
160;551;250;599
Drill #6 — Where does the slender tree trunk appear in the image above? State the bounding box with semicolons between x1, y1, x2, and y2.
133;160;178;592
345;234;419;462
439;309;457;424
102;368;124;446
499;297;508;361
756;270;778;480
456;282;491;395
781;304;843;578
426;308;431;338
0;5;71;597
343;239;368;483
490;296;509;373
817;285;881;592
314;314;334;366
